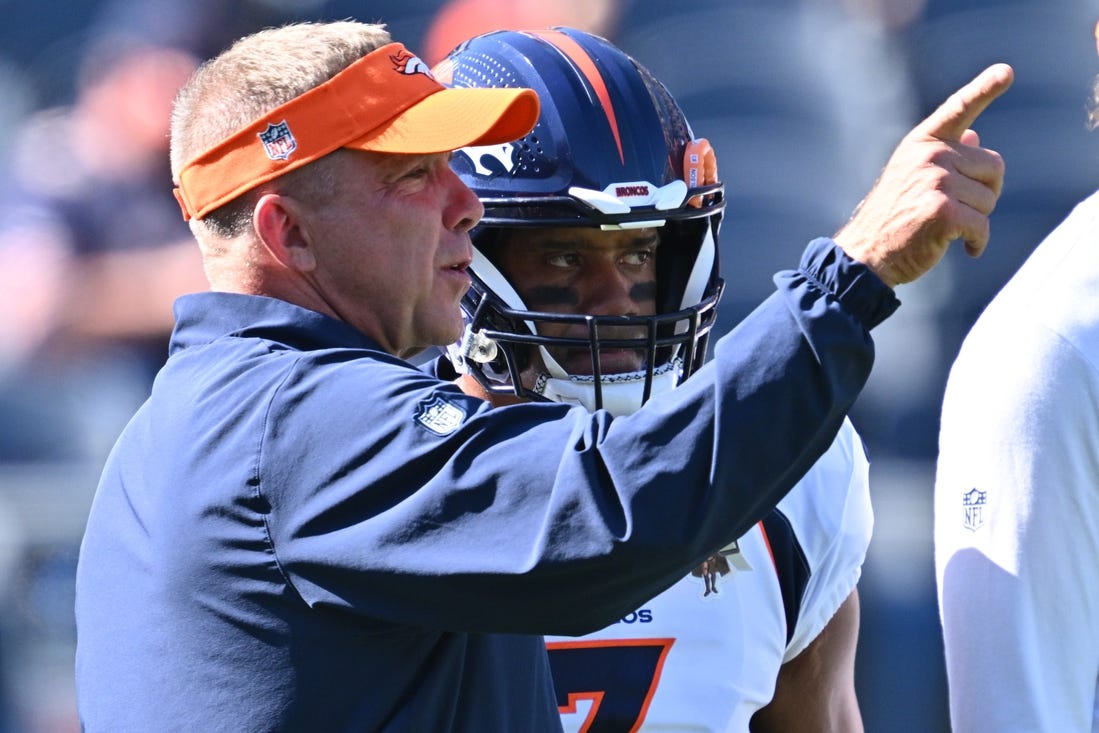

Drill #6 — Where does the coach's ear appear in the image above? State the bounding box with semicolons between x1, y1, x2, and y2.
253;193;317;273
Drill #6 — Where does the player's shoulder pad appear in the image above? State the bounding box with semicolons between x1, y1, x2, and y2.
774;417;873;660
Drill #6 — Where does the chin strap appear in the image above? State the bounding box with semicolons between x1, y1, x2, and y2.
533;357;682;416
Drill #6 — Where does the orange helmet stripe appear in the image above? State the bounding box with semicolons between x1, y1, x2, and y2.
531;30;625;165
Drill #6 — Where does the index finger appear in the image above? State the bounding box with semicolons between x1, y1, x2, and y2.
915;63;1015;142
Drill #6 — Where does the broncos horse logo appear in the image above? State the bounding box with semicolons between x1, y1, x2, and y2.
691;552;731;597
458;142;517;177
390;49;434;79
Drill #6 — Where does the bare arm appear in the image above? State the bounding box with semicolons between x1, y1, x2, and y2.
750;589;863;733
61;239;207;340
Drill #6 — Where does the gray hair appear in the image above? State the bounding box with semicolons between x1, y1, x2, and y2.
170;21;391;234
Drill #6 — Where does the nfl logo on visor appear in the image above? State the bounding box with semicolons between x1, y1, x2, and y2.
259;121;297;160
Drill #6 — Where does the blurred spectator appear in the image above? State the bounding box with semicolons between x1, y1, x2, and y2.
0;40;205;463
933;18;1099;732
421;0;625;65
838;0;928;31
0;33;205;733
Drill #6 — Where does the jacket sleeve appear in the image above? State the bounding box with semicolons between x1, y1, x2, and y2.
263;237;899;635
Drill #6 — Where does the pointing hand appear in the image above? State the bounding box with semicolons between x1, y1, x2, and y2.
834;63;1015;288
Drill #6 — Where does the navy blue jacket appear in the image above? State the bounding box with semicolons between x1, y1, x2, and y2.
75;237;896;732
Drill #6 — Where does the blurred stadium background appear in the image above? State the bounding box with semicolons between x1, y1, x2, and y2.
0;1;1095;730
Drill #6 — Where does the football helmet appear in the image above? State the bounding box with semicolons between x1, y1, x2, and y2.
436;28;725;415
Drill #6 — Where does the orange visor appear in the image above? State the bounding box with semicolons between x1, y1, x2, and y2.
173;42;539;221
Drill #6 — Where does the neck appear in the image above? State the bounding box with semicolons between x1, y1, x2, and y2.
455;373;527;408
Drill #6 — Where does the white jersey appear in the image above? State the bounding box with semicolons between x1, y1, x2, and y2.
546;417;872;732
935;191;1099;733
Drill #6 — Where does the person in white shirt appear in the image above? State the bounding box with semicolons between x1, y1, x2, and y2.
934;21;1099;733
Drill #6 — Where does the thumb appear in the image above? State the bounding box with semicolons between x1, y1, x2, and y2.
915;63;1014;142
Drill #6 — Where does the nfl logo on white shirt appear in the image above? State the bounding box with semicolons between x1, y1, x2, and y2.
962;487;987;531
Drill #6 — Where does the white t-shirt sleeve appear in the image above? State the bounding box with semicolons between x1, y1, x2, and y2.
935;317;1099;733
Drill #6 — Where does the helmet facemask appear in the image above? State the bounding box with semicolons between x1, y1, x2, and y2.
449;213;723;416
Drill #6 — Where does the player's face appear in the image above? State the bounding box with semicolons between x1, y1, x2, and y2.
491;226;660;378
301;150;482;357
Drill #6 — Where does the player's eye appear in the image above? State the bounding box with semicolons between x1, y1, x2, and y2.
622;249;655;266
547;252;581;268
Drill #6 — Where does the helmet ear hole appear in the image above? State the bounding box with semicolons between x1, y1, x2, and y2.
457;230;538;385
